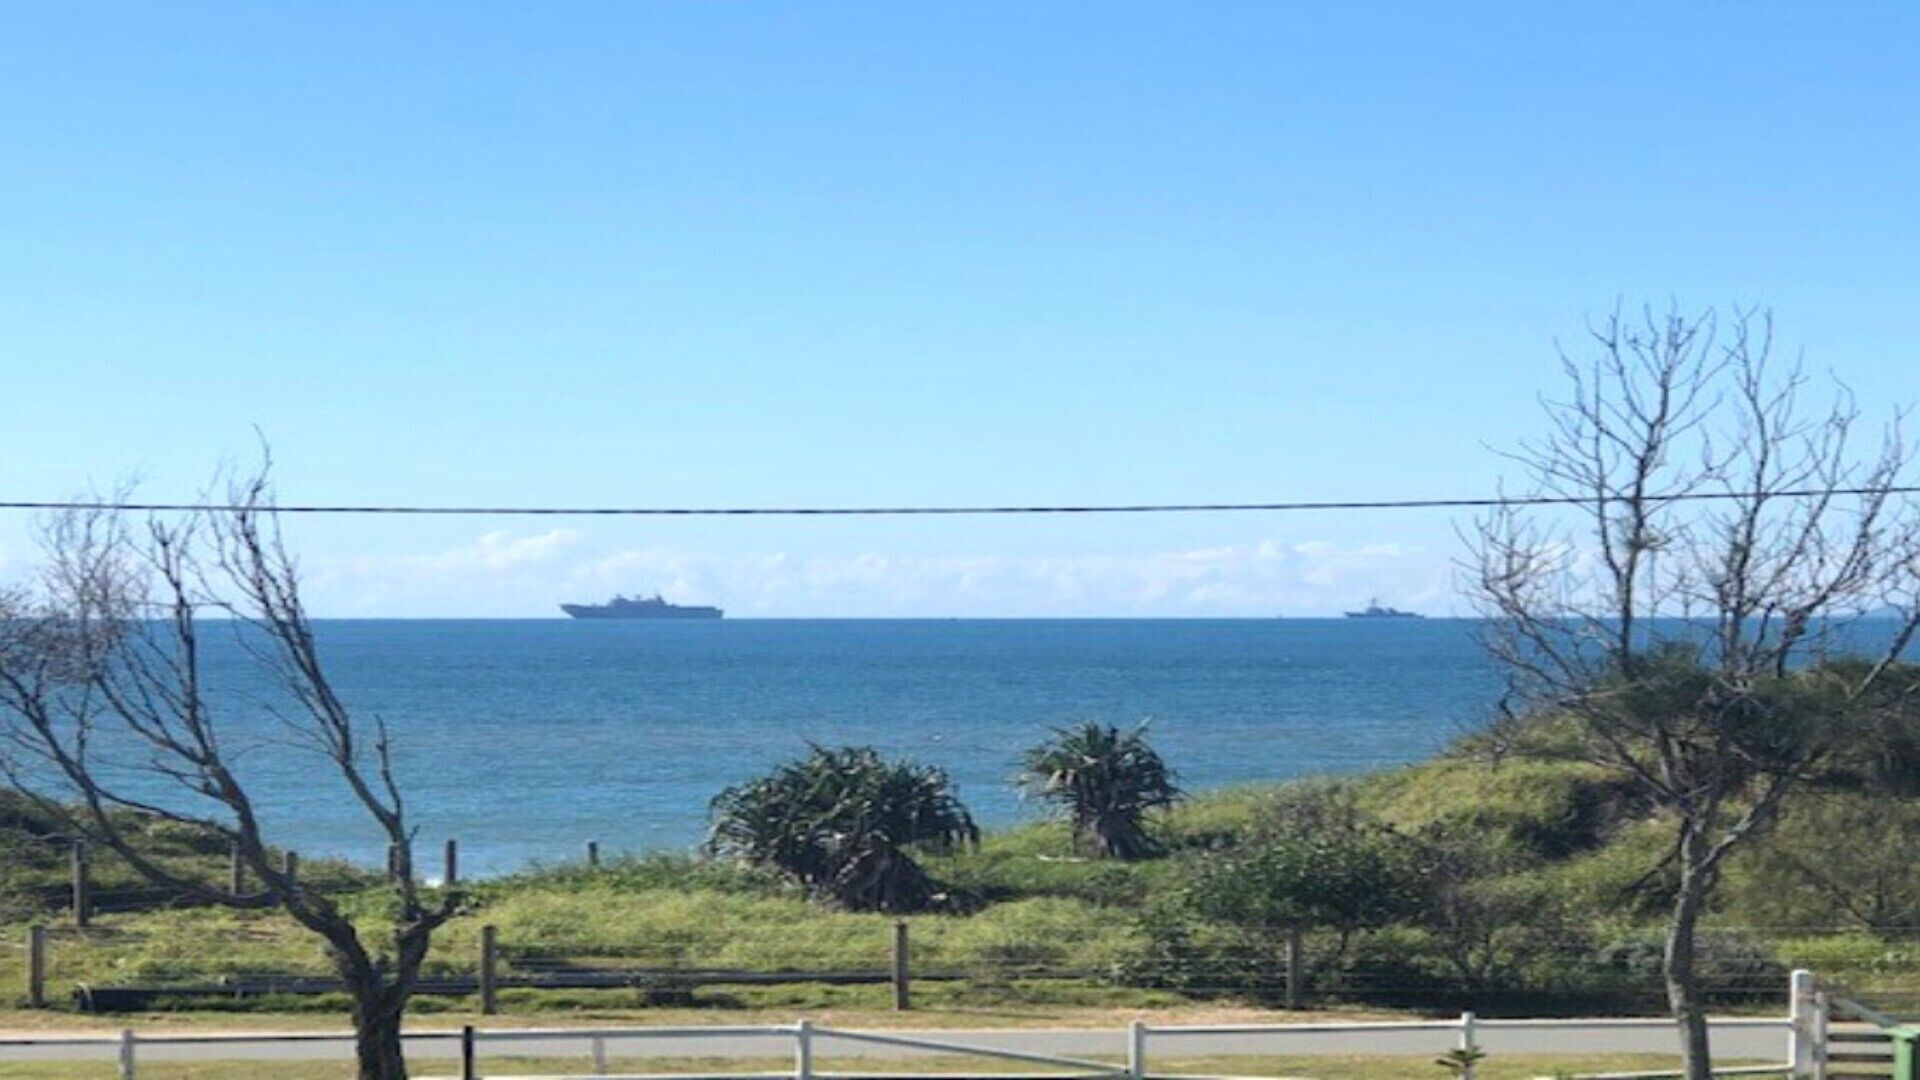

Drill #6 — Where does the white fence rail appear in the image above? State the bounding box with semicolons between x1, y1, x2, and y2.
0;1015;1809;1080
0;970;1844;1080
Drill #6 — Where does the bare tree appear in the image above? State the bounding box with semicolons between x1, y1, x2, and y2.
1468;305;1920;1080
0;468;460;1080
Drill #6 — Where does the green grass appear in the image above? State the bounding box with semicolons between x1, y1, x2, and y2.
0;792;372;927
8;724;1920;1023
458;889;1145;970
1359;758;1637;862
1;893;1158;1009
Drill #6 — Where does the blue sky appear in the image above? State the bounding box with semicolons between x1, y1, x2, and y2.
2;2;1916;616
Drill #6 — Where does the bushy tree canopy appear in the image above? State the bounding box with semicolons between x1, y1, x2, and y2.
707;745;978;912
1181;785;1421;1004
1188;818;1418;940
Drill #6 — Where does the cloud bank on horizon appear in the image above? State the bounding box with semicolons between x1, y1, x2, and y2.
302;529;1455;618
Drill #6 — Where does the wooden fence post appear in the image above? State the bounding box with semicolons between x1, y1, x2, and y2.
591;1034;610;1075
1128;1020;1147;1080
27;925;47;1009
795;1018;814;1080
444;839;459;887
891;920;911;1011
71;840;91;929
1284;927;1303;1010
479;924;499;1016
117;1028;136;1080
230;841;245;897
587;841;600;869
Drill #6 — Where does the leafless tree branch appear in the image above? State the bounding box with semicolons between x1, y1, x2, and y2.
0;460;462;1080
1462;305;1920;1080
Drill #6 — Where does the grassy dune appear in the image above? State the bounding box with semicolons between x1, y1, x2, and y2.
5;738;1919;1020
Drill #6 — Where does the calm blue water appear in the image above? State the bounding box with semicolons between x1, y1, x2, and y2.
152;619;1506;875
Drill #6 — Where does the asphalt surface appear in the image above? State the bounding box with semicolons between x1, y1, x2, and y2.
0;1018;1801;1066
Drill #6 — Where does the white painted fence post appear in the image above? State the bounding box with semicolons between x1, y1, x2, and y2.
590;1033;609;1075
117;1028;136;1080
1129;1020;1148;1080
795;1018;814;1080
1458;1011;1478;1080
1789;968;1817;1079
1812;990;1830;1080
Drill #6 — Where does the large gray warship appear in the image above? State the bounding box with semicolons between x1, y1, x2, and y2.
560;594;723;620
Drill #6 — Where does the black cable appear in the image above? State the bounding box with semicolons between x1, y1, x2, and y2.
0;485;1914;517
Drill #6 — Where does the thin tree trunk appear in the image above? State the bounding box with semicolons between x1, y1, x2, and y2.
350;987;410;1080
336;936;420;1080
1664;842;1713;1080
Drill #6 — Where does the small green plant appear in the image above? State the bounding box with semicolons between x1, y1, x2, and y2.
1434;1046;1487;1077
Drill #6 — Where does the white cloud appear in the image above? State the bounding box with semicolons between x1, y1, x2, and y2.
300;531;1456;617
471;529;583;568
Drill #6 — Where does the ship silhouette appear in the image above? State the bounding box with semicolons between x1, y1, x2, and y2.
560;594;723;620
1343;598;1423;619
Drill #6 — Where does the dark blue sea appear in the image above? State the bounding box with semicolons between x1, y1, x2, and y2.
167;619;1506;876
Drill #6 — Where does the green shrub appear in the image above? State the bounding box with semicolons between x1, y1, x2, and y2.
707;746;978;913
1723;791;1920;932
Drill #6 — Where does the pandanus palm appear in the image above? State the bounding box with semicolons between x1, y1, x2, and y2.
707;746;978;912
1020;722;1179;859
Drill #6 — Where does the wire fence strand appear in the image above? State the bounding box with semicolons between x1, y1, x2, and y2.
2;484;1918;518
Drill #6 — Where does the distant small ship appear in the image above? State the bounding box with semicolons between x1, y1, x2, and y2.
1344;598;1423;619
561;594;723;620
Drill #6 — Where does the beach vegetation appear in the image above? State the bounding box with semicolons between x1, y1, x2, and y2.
1018;721;1180;860
706;746;979;913
1182;785;1421;1004
15;713;1920;1019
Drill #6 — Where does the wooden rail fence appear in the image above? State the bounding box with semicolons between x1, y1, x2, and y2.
32;918;1004;1014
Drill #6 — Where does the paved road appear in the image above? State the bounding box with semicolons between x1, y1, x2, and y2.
0;1019;1800;1067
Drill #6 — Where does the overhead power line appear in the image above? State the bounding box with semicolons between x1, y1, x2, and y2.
0;485;1915;517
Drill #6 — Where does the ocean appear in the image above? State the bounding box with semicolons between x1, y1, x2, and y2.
127;619;1505;876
